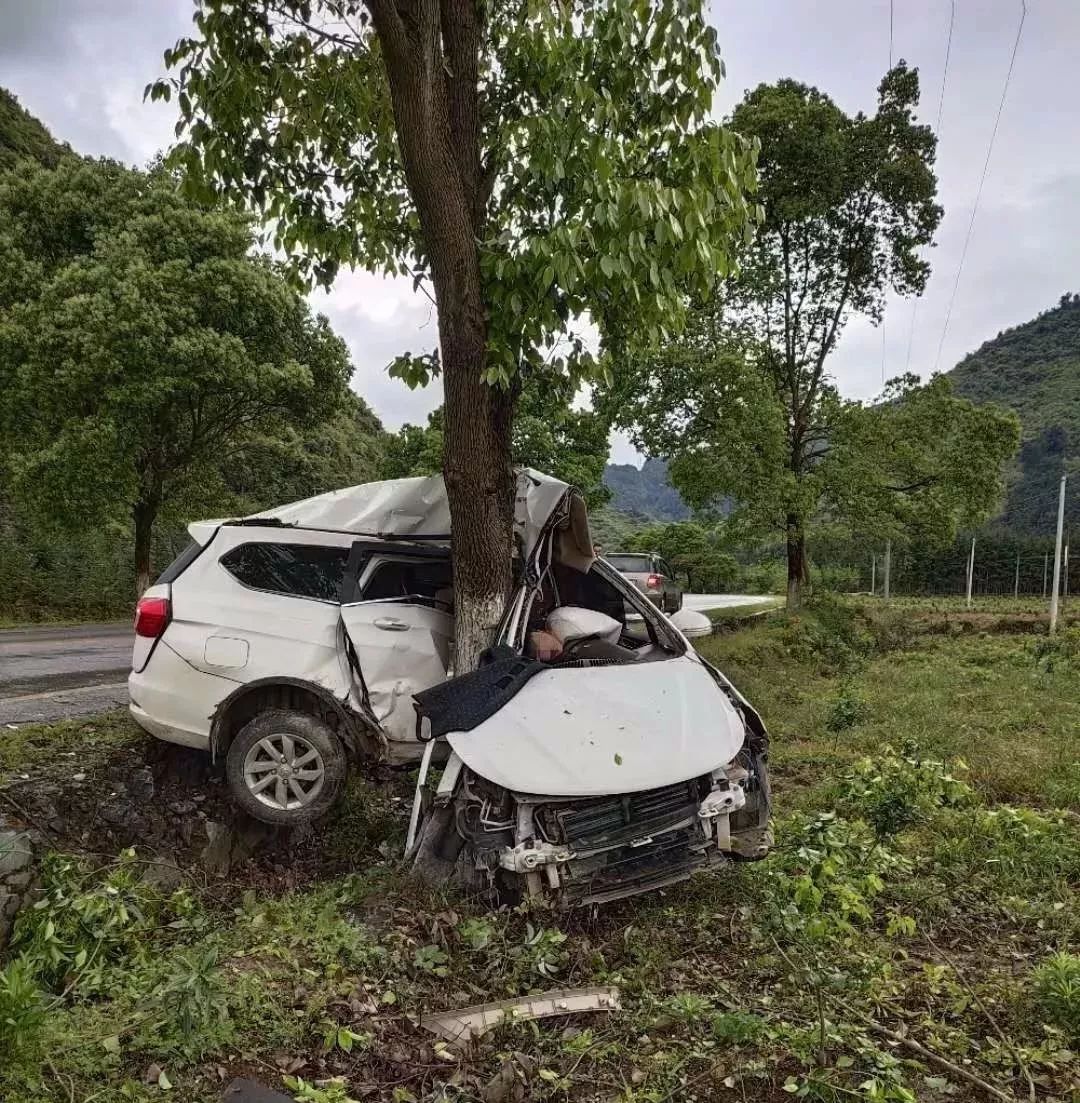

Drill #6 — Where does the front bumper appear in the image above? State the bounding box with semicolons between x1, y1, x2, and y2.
500;765;771;905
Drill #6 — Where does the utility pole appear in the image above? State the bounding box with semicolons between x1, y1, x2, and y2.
883;540;892;602
1043;552;1049;597
1049;474;1067;634
965;536;976;609
1064;543;1070;609
870;554;876;596
1014;552;1020;600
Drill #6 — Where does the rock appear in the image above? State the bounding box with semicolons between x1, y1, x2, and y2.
221;1079;294;1103
140;860;184;892
128;767;155;803
4;871;33;892
0;831;32;876
98;799;131;827
200;818;275;875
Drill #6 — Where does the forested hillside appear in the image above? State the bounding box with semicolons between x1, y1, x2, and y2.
0;88;68;170
602;457;689;521
949;293;1080;532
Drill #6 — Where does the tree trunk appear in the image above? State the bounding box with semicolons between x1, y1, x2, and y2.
442;319;515;672
786;513;807;611
134;498;156;598
369;0;515;671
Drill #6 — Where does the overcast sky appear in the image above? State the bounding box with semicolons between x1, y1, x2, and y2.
3;0;1077;463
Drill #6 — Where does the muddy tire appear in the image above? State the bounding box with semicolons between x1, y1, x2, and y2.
225;709;346;826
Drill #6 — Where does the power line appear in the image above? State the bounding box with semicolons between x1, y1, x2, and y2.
935;0;955;135
904;0;955;375
933;0;1027;373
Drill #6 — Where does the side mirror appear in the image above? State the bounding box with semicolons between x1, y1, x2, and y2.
669;607;712;639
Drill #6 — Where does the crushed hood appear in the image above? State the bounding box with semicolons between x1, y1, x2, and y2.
446;656;745;797
188;468;593;565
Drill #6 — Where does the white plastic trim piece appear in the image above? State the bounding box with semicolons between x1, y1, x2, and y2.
405;738;437;855
420;987;622;1048
698;785;746;819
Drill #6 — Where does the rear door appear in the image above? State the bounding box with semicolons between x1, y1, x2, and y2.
339;547;454;744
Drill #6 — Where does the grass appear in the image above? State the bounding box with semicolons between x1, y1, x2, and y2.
0;711;138;780
702;597;783;624
1;599;1078;1102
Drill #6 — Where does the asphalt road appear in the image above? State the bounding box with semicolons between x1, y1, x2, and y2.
0;622;131;726
0;595;777;726
681;593;776;613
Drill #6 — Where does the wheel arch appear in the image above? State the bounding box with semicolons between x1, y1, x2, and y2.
209;677;381;763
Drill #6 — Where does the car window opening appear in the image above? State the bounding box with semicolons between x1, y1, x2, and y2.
362;557;454;608
517;556;682;668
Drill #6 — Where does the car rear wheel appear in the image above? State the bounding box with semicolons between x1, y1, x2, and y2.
225;709;346;826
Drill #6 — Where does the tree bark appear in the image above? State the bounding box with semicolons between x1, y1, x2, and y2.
368;0;515;670
134;497;156;598
786;512;807;611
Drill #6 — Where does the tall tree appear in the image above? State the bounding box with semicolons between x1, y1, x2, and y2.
615;65;944;607
155;0;758;667
0;158;351;594
606;311;1020;598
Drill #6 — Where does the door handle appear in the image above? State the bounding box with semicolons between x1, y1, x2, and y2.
374;617;411;631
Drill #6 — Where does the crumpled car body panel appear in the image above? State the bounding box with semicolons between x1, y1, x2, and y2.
445;654;745;797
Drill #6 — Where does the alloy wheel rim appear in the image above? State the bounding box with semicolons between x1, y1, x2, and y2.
243;733;325;811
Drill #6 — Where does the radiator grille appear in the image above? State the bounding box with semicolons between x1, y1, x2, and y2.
543;779;704;851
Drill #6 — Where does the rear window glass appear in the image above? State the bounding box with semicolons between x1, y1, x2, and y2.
606;554;652;573
155;540;203;585
220;543;348;601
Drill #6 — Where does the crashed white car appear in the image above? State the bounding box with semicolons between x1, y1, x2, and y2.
129;471;771;904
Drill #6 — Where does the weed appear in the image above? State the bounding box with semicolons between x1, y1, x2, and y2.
1032;952;1080;1041
284;1076;359;1103
825;681;870;733
769;812;911;940
135;943;234;1060
1031;626;1080;673
13;850;168;992
0;958;45;1057
839;742;972;838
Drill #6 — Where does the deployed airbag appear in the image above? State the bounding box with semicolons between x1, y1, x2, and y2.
547;607;621;645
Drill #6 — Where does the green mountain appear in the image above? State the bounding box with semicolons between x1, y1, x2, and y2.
0;87;69;171
949;293;1080;533
602;457;690;521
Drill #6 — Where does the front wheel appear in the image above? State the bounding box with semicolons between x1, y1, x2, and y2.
225;709;347;826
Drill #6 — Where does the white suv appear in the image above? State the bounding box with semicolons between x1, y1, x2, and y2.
129;471;772;904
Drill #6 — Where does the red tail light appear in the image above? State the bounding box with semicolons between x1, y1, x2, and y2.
646;573;662;589
134;596;171;639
